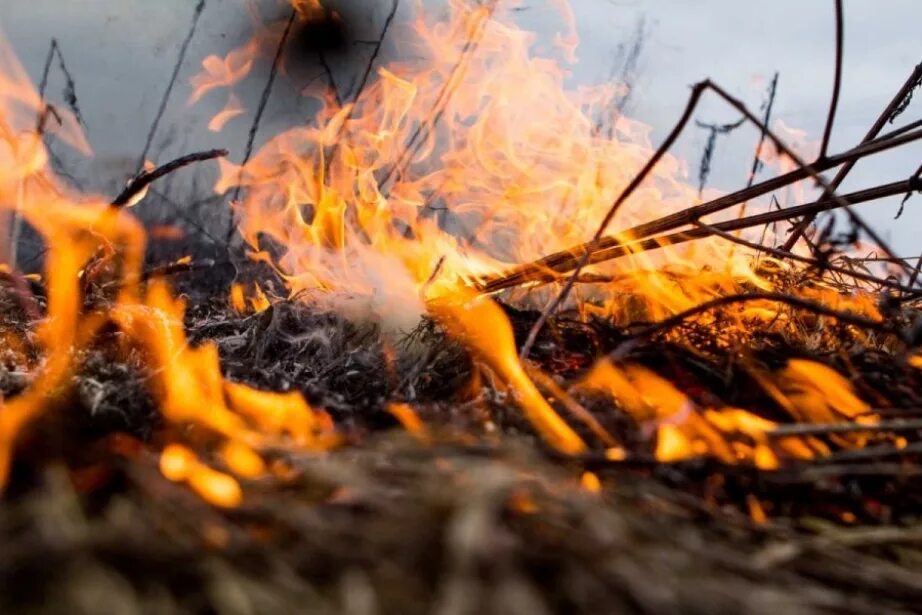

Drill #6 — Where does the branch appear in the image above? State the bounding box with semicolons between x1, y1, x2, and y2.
692;219;921;296
784;62;922;249
111;149;228;207
481;126;922;295
136;0;207;171
518;82;709;359
819;0;844;159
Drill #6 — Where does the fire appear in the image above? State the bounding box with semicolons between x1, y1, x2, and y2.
182;0;895;463
0;34;333;498
0;0;906;505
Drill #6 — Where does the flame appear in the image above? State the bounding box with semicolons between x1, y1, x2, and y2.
0;0;901;504
0;33;333;497
577;359;822;467
182;0;897;459
208;93;245;133
190;40;258;104
430;291;586;455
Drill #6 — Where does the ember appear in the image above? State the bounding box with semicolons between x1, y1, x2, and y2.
2;0;922;612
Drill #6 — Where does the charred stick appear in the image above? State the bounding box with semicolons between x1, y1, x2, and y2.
768;418;922;438
481;126;922;295
784;61;922;250
692;220;920;296
518;82;709;359
111;149;228;207
625;179;921;289
700;80;909;277
136;0;206;171
229;8;298;227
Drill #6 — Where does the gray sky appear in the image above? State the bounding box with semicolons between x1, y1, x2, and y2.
1;0;920;254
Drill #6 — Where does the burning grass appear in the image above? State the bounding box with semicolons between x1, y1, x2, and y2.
2;0;922;611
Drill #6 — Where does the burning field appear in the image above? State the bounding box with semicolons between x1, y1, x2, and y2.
2;0;922;612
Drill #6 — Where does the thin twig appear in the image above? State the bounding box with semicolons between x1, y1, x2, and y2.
482;125;922;295
692;220;920;295
324;0;399;171
112;149;228;207
518;82;709;360
819;0;844;159
228;9;298;242
784;62;922;250
378;0;498;190
768;418;922;438
696;116;745;196
136;0;206;172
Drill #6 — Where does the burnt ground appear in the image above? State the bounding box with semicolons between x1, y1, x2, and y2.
2;268;922;614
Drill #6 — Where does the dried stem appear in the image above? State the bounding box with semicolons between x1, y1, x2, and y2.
784;62;922;250
492;176;921;297
692;220;920;296
136;0;207;172
482;125;922;295
518;82;709;359
112;149;228;207
819;0;844;159
228;9;298;243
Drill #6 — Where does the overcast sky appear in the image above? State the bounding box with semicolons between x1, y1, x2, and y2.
1;0;920;254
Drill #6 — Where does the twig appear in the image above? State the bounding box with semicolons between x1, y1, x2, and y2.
518;82;709;360
228;9;298;243
35;39;85;131
112;149;228;207
136;0;206;172
350;0;399;103
378;0;498;190
324;0;399;171
518;76;920;358
13;39;85;269
696;116;745;196
768;418;922;438
317;52;343;108
819;0;844;159
481;125;922;295
783;62;922;250
745;72;779;192
692;219;920;296
520;178;922;297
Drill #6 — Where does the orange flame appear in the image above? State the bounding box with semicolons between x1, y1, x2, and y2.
0;34;334;499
